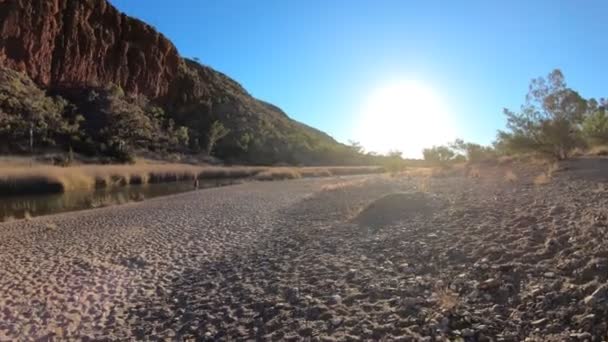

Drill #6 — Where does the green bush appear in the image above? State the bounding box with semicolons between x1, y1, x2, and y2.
496;69;587;160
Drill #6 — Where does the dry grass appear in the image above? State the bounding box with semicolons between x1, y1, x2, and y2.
45;222;58;232
466;167;481;179
587;145;608;156
504;170;518;182
253;168;302;181
417;177;431;192
0;162;384;196
435;287;460;311
533;172;551;186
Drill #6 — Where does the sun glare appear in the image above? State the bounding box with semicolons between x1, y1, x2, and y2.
353;81;457;158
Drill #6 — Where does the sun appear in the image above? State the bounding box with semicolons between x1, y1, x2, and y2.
352;81;457;158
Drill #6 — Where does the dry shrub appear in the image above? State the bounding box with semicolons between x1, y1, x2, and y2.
299;167;332;178
416;177;431;192
466;167;481;179
588;145;608;156
534;172;551;186
254;168;302;181
45;222;58;231
570;147;585;157
504;170;518;182
546;161;559;173
436;287;460;311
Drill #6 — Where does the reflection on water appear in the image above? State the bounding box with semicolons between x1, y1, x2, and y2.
0;179;238;222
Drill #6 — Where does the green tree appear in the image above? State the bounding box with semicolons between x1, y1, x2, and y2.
582;98;608;145
449;139;495;162
175;126;190;146
423;145;455;164
496;69;587;159
206;120;230;155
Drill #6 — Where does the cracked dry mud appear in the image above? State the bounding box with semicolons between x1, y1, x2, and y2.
2;162;608;341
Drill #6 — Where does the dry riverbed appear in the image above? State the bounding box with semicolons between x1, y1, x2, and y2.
1;160;608;340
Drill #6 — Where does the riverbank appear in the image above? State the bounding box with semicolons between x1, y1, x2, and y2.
0;162;384;196
2;160;608;340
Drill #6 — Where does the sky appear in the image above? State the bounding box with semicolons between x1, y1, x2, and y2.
111;0;608;157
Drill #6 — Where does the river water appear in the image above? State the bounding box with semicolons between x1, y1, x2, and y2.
0;179;238;222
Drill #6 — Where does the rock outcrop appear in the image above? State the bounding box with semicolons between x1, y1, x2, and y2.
0;0;180;98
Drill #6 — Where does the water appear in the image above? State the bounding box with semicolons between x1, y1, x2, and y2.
0;179;238;222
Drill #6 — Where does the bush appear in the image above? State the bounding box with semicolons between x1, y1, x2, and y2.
582;99;608;146
423;146;455;164
0;67;82;152
496;69;588;160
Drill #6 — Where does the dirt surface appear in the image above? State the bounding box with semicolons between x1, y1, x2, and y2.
1;162;608;341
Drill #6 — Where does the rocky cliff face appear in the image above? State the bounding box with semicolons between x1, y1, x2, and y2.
0;0;359;165
0;0;180;98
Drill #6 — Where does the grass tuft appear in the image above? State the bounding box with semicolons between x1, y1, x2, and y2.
533;172;551;186
436;287;460;311
504;170;518;182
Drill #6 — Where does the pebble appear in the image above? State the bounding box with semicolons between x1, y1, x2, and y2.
462;328;475;337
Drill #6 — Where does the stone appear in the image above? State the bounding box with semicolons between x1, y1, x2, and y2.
531;318;548;326
327;294;342;305
549;205;565;216
462;328;475;337
286;287;300;304
479;278;501;290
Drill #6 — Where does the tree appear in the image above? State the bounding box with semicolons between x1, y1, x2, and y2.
582;98;608;145
496;69;587;159
347;140;364;154
423;145;455;164
206;120;230;155
449;139;495;162
175;126;190;146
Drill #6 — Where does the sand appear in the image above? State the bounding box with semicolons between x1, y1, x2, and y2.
1;161;608;340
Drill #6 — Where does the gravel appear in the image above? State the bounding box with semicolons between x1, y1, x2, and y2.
1;164;608;341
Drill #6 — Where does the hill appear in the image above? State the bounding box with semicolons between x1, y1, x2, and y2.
0;0;363;165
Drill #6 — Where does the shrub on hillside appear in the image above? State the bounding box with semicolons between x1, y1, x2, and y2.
0;67;82;152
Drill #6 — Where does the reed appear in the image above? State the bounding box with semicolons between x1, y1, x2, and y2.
0;163;385;197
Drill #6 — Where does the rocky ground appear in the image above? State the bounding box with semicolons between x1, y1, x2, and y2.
2;159;608;341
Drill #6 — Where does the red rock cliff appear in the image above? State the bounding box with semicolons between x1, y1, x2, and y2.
0;0;180;98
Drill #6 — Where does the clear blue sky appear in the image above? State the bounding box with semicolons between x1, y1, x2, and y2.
111;0;608;156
